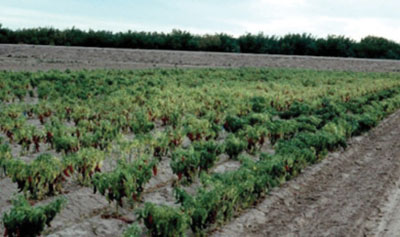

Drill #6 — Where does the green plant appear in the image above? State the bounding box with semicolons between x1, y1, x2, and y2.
224;134;246;159
53;133;79;153
250;96;268;112
130;109;155;134
72;148;105;185
151;132;169;158
193;140;223;172
223;115;246;133
92;157;156;210
238;125;268;152
136;203;189;237
0;143;12;176
6;154;65;199
171;148;200;183
2;196;66;237
183;115;212;141
123;223;142;237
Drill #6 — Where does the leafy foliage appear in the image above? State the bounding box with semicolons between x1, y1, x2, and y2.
193;140;223;172
224;134;246;159
136;203;189;237
171;148;200;183
123;223;142;237
71;148;105;185
92;157;156;208
6;154;65;199
2;196;66;237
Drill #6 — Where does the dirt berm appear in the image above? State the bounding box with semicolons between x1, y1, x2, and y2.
1;44;400;72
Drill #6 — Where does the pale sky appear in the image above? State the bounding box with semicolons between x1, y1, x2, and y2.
1;0;400;42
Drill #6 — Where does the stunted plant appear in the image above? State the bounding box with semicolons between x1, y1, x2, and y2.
92;156;157;212
136;203;189;237
2;195;66;237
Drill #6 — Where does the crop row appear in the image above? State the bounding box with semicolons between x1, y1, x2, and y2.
1;68;400;236
130;87;400;236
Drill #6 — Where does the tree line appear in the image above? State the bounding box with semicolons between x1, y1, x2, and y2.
1;24;400;59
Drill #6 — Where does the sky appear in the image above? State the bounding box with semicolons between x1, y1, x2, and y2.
1;0;400;42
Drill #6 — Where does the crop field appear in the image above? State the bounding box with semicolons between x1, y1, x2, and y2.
1;67;400;236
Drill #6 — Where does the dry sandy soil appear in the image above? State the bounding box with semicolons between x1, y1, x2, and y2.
1;44;400;72
1;44;400;237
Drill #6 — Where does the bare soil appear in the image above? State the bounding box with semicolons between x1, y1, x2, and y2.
1;44;400;236
1;44;400;72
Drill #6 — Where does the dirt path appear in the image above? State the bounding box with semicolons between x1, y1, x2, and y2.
1;44;400;72
212;109;400;237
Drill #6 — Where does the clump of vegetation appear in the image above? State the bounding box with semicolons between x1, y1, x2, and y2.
123;223;142;237
2;196;66;237
136;203;189;237
224;134;246;159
